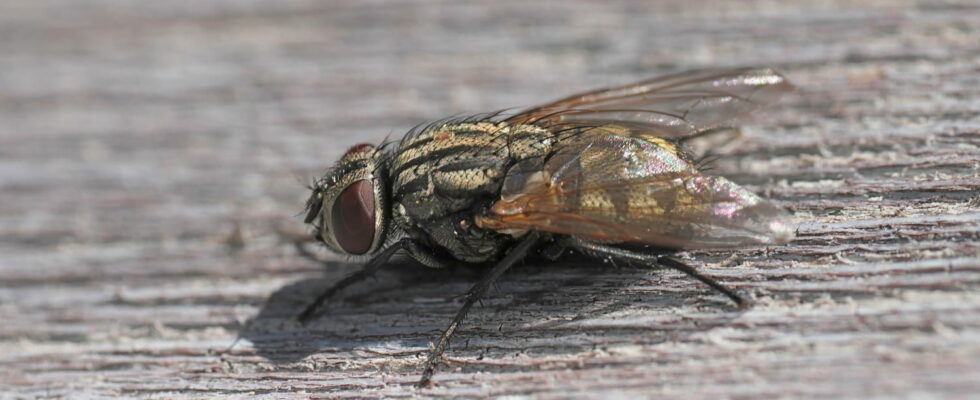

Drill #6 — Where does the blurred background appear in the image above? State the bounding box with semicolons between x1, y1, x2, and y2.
2;0;978;398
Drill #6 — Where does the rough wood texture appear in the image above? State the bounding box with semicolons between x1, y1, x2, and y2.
2;0;979;398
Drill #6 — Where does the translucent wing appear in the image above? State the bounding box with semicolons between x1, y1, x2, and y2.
506;67;793;137
475;134;795;249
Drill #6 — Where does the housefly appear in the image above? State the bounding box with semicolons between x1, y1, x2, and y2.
300;67;796;387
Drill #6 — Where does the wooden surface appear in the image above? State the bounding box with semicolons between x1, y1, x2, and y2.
2;0;979;398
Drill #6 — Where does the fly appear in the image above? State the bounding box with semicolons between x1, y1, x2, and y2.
300;67;796;387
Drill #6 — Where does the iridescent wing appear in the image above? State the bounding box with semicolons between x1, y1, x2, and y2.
475;134;795;249
506;67;793;137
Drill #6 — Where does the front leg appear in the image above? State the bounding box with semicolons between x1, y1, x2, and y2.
297;238;412;324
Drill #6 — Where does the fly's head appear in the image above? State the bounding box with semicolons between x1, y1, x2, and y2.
305;143;389;256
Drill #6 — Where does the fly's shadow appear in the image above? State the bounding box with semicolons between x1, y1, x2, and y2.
234;253;748;375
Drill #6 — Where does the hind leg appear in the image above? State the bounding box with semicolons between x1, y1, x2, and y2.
560;237;749;308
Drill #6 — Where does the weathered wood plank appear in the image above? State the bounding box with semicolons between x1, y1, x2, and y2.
1;0;978;398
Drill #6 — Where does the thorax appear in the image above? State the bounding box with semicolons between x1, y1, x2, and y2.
387;121;554;262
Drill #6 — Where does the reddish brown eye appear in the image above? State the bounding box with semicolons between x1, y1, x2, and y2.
343;143;374;157
331;179;376;254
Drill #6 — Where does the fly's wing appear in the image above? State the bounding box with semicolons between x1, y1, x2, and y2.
506;67;793;137
475;134;795;249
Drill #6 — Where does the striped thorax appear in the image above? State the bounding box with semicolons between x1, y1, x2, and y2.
387;121;557;262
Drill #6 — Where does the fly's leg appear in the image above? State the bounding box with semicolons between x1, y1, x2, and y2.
417;231;541;388
656;256;749;308
564;238;749;308
297;239;411;325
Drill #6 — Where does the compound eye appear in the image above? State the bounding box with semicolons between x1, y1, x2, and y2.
343;143;375;157
330;179;376;255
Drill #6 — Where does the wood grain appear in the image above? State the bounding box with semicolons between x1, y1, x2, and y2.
1;0;978;398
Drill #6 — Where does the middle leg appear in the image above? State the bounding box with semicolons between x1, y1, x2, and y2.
417;231;542;387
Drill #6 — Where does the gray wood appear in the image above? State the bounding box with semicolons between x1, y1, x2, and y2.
2;0;978;398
